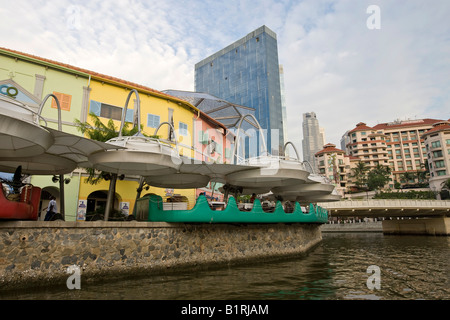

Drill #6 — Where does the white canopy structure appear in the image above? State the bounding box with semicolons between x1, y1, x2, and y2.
88;135;180;176
226;157;310;188
0;90;340;221
0;95;53;158
0;95;123;175
0;94;124;217
271;174;336;200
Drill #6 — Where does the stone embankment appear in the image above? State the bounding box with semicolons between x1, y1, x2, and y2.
0;221;322;291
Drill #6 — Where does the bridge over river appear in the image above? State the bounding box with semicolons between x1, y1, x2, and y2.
318;199;450;218
318;199;450;235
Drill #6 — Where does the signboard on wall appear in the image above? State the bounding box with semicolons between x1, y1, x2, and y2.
120;202;130;215
0;80;42;106
77;200;87;220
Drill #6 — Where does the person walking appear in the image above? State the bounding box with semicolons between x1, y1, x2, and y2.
44;196;58;221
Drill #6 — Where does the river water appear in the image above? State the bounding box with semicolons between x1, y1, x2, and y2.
1;233;449;300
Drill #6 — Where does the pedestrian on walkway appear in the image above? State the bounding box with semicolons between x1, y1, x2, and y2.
44;196;58;221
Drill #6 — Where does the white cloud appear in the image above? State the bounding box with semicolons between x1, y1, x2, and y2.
1;0;449;159
279;0;450;155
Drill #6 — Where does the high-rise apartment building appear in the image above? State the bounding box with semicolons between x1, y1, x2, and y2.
346;118;445;189
315;143;355;196
421;120;450;194
302;112;325;171
346;122;389;169
195;25;284;156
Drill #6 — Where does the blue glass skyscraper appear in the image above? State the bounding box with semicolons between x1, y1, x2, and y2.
195;25;284;156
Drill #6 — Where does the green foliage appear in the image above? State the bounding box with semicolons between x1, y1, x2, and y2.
399;168;428;186
373;190;437;199
74;113;158;185
74;112;143;142
351;161;369;190
83;169;113;186
238;195;251;203
400;171;416;183
367;164;391;191
352;162;391;192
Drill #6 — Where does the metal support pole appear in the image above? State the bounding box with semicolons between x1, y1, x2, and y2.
132;177;145;216
104;173;117;221
224;188;229;205
59;174;65;219
39;94;66;219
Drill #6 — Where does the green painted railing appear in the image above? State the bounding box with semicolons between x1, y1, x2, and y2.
136;194;328;223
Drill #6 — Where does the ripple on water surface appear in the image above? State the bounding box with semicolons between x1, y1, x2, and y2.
1;233;449;300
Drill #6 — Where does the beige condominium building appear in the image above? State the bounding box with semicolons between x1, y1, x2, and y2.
315;143;357;196
421;120;450;194
344;118;446;190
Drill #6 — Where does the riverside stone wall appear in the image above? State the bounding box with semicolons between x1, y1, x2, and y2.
0;221;322;291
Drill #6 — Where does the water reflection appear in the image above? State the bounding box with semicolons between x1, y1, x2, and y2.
1;233;449;300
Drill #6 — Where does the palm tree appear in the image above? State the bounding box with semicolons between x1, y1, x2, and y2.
401;171;416;184
413;161;429;186
351;161;369;191
74;113;156;220
74;112;140;142
74;113;154;184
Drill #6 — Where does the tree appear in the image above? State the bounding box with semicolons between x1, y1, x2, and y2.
74;113;152;185
367;164;391;192
74;113;157;220
400;171;416;184
74;112;141;143
351;161;369;191
415;170;427;184
417;160;430;186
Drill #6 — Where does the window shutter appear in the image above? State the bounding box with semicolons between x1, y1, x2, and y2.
89;100;101;116
51;92;71;111
125;109;134;123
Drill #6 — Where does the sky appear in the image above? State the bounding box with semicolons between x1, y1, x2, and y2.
1;0;449;158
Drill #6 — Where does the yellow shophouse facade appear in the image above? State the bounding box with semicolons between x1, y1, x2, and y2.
0;47;232;220
78;78;208;217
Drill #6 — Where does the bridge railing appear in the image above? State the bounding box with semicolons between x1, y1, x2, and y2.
319;199;450;209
